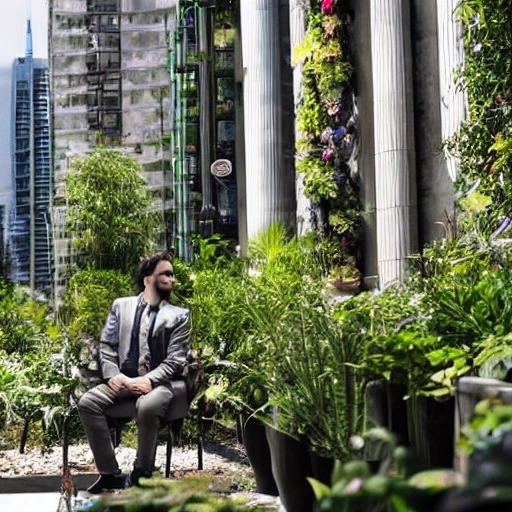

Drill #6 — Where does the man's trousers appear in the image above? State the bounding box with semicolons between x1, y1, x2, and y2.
78;383;173;474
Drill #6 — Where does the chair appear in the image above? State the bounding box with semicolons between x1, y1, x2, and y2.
105;379;191;478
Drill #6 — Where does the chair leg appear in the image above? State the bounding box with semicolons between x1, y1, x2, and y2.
19;416;32;454
165;425;173;478
198;434;204;470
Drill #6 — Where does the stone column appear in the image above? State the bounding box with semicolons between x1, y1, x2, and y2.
371;0;417;288
240;0;295;240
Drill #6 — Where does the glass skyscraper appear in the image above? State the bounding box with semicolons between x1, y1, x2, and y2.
10;20;52;296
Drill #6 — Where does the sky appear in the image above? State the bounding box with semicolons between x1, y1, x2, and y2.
0;0;49;212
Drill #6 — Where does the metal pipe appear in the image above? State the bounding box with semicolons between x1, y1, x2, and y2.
197;6;215;238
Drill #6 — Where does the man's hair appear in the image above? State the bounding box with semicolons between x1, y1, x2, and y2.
137;251;173;291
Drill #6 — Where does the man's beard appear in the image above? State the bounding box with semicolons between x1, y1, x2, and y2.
156;284;171;302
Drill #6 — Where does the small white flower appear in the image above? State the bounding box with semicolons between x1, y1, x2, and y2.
473;42;482;53
248;267;261;278
350;435;365;451
344;477;364;494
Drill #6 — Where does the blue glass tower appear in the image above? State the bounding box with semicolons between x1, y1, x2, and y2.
10;19;52;296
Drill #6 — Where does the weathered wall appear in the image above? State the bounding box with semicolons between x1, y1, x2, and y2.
120;6;175;146
348;0;378;281
411;0;454;246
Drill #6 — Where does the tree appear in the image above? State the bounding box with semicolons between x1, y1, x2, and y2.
65;147;161;273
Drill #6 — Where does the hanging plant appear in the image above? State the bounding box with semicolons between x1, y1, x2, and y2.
296;87;329;139
323;15;341;38
297;156;338;202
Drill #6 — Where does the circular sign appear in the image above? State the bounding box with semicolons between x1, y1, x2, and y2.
210;159;232;178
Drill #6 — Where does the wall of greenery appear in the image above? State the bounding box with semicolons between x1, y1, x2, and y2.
294;0;362;281
452;0;512;233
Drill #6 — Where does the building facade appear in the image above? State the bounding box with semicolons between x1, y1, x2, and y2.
10;20;52;296
49;0;176;299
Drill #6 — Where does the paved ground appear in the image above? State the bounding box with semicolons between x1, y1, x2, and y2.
0;490;284;512
1;492;62;512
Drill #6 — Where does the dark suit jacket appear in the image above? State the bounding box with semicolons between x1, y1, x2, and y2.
99;295;192;388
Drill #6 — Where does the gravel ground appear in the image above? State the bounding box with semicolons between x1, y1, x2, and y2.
0;441;253;480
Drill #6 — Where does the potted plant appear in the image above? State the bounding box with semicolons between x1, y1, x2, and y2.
234;225;368;512
434;399;512;511
309;427;462;512
330;255;361;293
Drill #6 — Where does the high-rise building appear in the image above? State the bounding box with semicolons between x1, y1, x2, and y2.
0;204;5;251
9;20;52;296
49;0;176;300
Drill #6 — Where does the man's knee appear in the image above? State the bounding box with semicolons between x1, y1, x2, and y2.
78;391;93;412
136;389;173;423
136;398;162;424
78;385;109;415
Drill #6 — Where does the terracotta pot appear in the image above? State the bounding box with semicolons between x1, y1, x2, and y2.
333;278;361;293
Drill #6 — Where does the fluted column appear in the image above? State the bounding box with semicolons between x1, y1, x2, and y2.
371;0;417;287
240;0;294;240
437;0;466;182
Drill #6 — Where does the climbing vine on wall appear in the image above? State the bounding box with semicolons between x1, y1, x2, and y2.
453;0;512;232
294;0;362;276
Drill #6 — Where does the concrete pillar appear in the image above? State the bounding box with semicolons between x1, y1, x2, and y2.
370;0;417;288
240;0;295;240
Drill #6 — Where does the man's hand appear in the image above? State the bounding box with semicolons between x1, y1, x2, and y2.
124;377;152;396
107;373;129;393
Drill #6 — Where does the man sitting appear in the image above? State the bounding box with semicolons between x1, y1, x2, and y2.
78;251;192;493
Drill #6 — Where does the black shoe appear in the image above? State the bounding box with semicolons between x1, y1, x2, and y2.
126;467;153;488
86;472;126;494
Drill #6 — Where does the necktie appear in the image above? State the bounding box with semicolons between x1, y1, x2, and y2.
138;304;158;375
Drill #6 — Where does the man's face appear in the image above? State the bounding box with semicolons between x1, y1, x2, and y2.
149;260;175;300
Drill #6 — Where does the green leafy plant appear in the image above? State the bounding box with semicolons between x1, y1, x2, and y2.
296;89;329;139
78;473;269;512
451;0;512;233
298;155;338;202
66;147;161;273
